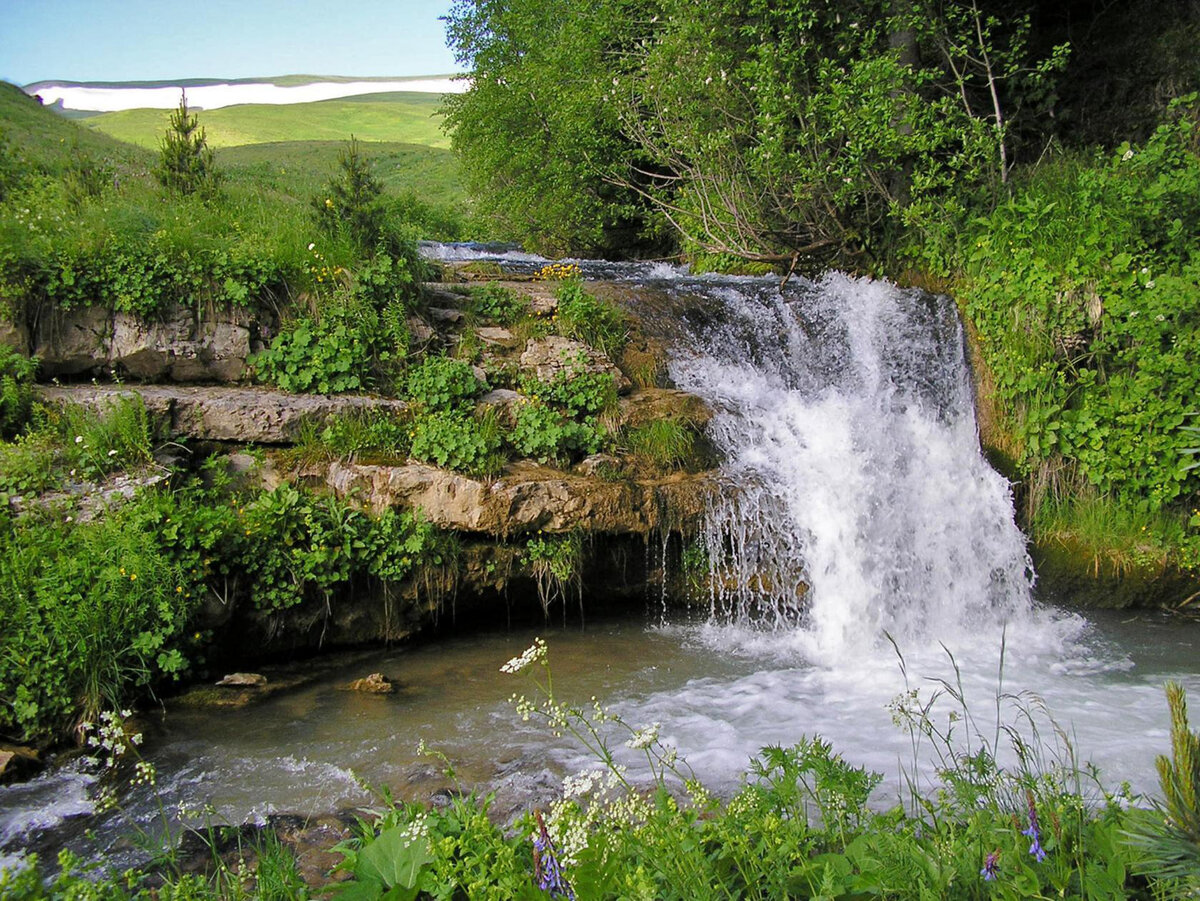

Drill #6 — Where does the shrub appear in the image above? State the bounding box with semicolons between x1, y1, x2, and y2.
409;407;505;476
254;310;371;394
471;282;525;324
510;400;607;464
626;419;696;471
0;344;36;439
312;136;387;252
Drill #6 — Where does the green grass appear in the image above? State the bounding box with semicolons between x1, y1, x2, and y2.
217;140;464;207
0;81;150;171
84;91;451;149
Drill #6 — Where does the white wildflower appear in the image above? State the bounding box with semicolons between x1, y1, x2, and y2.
500;637;547;674
625;722;660;750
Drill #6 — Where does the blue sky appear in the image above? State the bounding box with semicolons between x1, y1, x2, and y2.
0;0;461;86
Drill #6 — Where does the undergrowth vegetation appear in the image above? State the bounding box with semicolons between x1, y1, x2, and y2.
909;96;1200;574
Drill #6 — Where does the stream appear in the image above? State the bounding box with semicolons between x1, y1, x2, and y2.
3;246;1197;870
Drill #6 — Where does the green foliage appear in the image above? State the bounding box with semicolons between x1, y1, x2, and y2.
61;140;113;211
552;281;627;355
0;344;36;438
442;0;664;257
409;407;505;477
0;396;153;497
312;137;387;252
445;0;1065;265
626;418;696;471
404;355;483;410
255;310;372;394
1126;682;1200;891
945;99;1200;565
0;497;199;739
154;93;221;198
525;533;582;617
510;399;607;465
519;360;617;419
470;282;525;324
292;410;410;464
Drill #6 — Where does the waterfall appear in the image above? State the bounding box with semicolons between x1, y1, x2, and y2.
662;271;1037;665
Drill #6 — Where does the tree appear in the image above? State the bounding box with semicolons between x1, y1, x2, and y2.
154;92;220;197
442;0;662;258
312;136;388;251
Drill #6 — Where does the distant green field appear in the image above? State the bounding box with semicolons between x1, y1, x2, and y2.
217;140;464;207
84;92;450;149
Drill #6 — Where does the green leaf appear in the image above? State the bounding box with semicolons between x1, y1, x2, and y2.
356;826;433;893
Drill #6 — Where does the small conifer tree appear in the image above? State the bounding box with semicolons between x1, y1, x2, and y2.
312;136;387;250
154;91;220;196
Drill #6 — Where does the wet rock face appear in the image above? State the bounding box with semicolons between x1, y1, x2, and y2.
32;302;270;382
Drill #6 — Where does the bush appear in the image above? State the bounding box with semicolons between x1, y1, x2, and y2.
409;407;505;476
554;281;627;355
626;419;696;470
0;345;36;439
405;356;483;410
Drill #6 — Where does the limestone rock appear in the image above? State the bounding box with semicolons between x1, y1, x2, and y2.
0;745;40;783
34;302;264;382
428;307;464;324
520;336;631;394
575;453;621;477
217;672;267;687
0;319;30;354
327;460;713;535
476;326;516;347
345;672;394;693
37;385;407;445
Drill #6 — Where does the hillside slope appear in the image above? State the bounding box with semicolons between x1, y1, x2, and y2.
84;92;450;149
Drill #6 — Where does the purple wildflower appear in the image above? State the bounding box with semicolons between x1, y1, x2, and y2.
980;848;1001;881
533;811;574;900
1022;793;1048;863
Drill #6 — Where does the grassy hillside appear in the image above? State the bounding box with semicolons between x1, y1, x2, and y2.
84;91;450;149
0;81;149;170
217;140;464;207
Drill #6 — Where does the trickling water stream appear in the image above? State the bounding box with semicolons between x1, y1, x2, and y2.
4;246;1198;868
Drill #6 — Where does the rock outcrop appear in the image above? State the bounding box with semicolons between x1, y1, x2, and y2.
326;460;713;535
37;385;407;444
30;301;270;382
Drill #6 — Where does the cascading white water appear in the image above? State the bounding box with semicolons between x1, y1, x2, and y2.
667;272;1040;664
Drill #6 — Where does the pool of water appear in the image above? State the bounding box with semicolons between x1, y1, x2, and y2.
4;603;1197;870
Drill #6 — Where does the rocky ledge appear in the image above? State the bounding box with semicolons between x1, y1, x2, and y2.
37;384;407;444
327;460;713;535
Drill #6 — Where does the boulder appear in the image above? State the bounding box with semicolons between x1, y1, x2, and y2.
618;388;712;428
520;336;631;394
345;673;394;693
216;672;267;687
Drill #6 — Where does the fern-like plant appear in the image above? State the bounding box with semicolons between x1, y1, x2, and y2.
1127;681;1200;888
